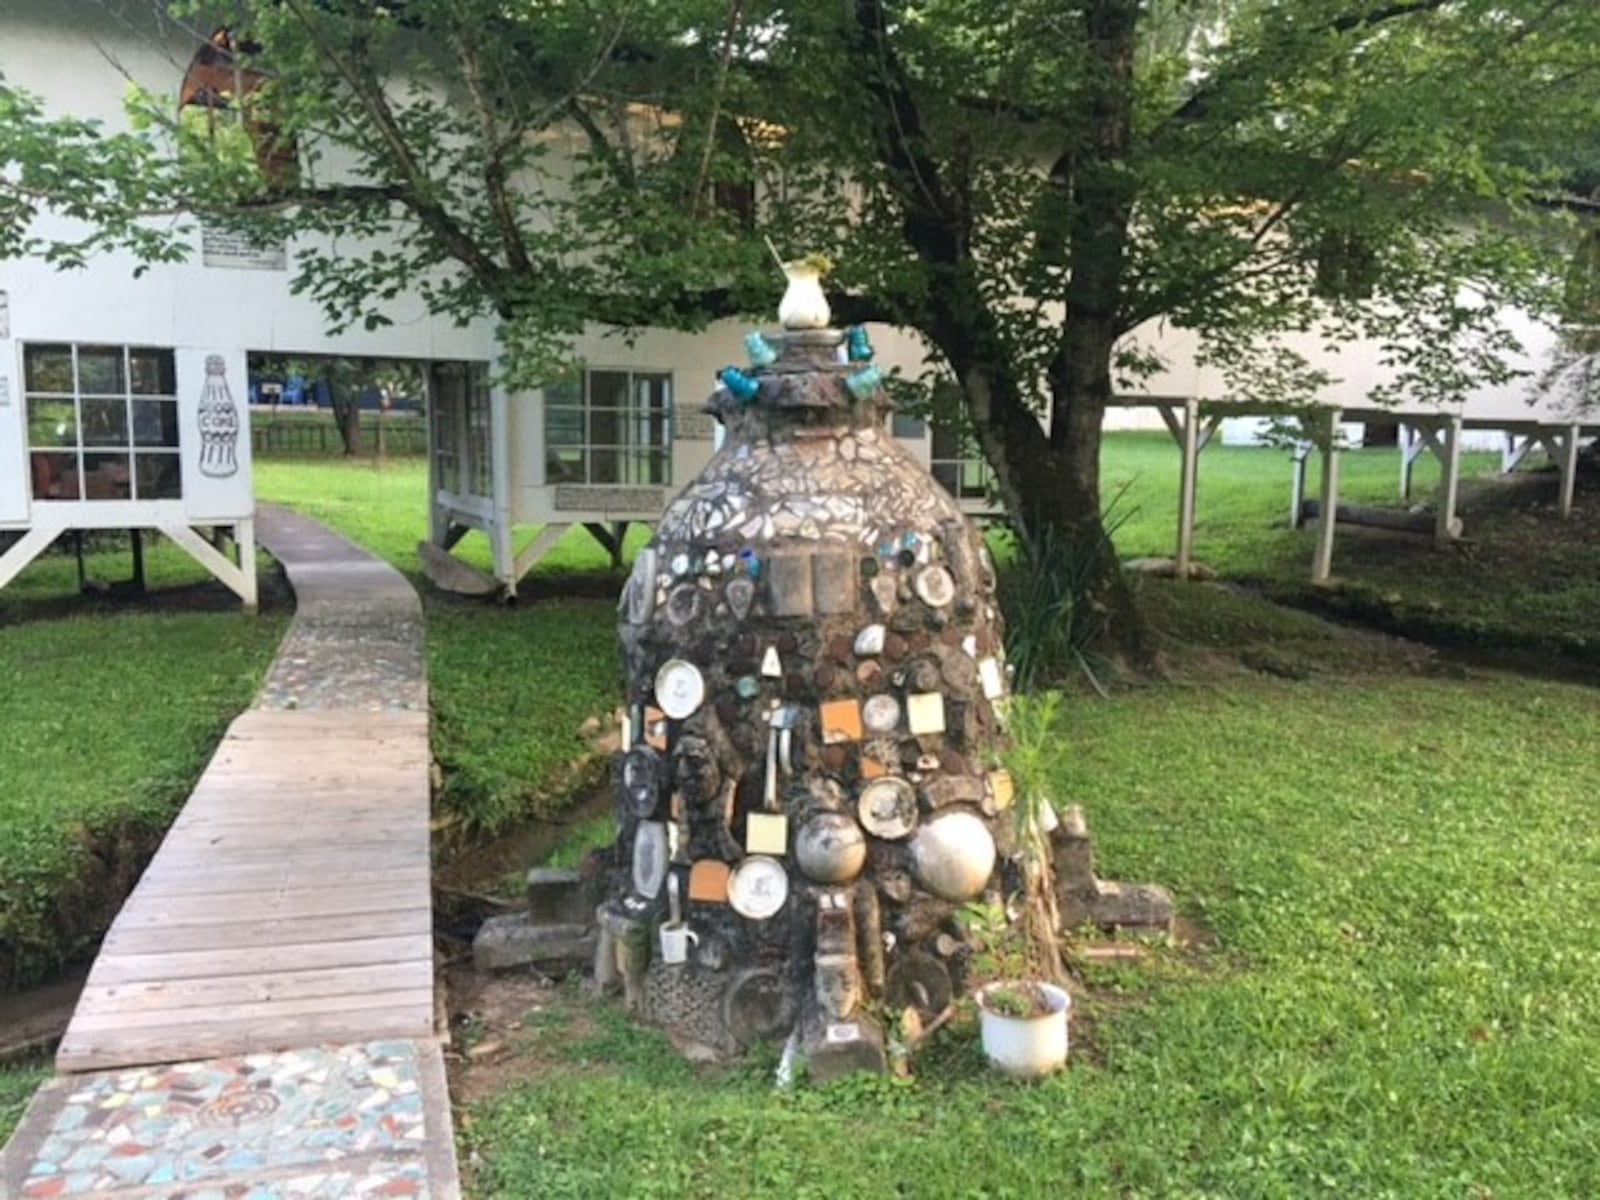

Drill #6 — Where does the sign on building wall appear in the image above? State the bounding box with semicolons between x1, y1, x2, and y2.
200;221;288;271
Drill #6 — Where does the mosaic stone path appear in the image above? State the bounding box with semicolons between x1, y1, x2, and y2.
1;506;458;1197
4;1042;456;1198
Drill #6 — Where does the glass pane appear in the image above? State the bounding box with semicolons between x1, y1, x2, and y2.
590;407;622;447
77;346;126;395
892;413;927;440
134;452;183;500
27;399;78;447
82;452;132;500
545;447;586;483
589;371;629;411
132;399;180;448
543;377;582;407
590;446;620;483
30;451;79;501
81;397;130;447
23;345;74;393
129;348;177;396
636;373;671;417
545;409;584;446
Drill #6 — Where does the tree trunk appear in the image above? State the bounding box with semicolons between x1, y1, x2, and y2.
332;392;362;457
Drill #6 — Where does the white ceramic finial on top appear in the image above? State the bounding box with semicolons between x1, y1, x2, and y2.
778;254;832;329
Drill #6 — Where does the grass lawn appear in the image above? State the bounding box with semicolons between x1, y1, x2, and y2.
458;584;1600;1197
0;1058;48;1146
0;548;287;990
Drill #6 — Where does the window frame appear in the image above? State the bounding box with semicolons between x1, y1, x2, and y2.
543;367;674;487
22;343;183;504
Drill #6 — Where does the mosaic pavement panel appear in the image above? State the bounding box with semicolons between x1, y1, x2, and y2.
7;1042;449;1197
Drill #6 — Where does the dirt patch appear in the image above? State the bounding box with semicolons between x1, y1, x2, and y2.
0;560;294;627
443;965;604;1107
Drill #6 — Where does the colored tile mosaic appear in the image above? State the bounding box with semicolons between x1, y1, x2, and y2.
18;1042;434;1197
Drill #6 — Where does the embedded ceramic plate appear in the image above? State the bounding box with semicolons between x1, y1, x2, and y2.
632;820;669;899
654;659;706;720
622;746;664;818
858;776;917;840
728;855;789;920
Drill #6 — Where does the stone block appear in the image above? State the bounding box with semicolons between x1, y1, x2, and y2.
803;1015;888;1083
526;866;598;928
472;914;596;973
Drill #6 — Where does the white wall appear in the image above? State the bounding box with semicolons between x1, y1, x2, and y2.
1;0;497;364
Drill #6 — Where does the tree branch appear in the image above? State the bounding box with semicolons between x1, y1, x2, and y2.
279;0;512;301
451;24;533;276
1157;0;1452;134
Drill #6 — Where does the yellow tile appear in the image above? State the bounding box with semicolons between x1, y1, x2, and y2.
746;812;789;855
906;692;946;736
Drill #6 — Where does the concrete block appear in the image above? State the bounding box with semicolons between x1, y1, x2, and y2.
526;867;598;928
472;914;595;973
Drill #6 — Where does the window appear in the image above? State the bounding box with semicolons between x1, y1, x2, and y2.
1314;231;1378;301
544;369;672;486
25;344;182;503
430;362;492;499
930;421;992;502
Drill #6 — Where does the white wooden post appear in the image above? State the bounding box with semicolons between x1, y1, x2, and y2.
1175;398;1200;580
1435;415;1462;545
1312;410;1341;584
235;516;258;614
1558;424;1581;518
1289;442;1311;528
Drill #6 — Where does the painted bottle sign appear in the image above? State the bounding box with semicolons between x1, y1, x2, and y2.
197;354;240;478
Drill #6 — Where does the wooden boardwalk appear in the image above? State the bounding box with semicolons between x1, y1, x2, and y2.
55;506;438;1073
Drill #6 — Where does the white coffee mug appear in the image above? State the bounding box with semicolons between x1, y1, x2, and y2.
659;921;699;965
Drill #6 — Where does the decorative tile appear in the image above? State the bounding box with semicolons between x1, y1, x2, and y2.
16;1043;437;1197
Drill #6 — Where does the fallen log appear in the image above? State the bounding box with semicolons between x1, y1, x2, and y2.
1299;500;1463;539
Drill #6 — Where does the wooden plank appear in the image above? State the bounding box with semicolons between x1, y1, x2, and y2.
67;987;435;1034
111;881;427;926
103;908;430;955
131;865;432;896
58;1005;437;1072
77;960;432;1012
156;826;425;848
142;843;429;870
84;933;432;985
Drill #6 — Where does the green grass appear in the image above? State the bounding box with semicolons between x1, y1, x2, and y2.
463;603;1600;1196
0;601;287;988
0;1058;48;1145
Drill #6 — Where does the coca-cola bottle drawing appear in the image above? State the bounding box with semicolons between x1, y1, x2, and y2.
197;354;240;478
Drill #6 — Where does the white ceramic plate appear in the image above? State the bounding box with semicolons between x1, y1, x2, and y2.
654;659;706;720
728;855;789;920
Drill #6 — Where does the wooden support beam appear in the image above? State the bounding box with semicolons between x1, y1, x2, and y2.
1312;411;1342;584
0;524;59;591
1289;442;1311;529
1502;433;1534;474
1400;423;1428;500
1435;416;1462;546
509;523;571;590
1558;424;1581;518
159;523;258;610
1175;399;1201;580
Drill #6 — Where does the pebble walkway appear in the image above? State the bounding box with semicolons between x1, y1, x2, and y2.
1;505;459;1198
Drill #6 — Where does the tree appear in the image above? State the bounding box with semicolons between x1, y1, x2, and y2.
6;0;1600;658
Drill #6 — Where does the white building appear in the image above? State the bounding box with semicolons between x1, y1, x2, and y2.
3;1;1593;601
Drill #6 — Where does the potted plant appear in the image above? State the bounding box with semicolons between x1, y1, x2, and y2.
965;691;1072;1077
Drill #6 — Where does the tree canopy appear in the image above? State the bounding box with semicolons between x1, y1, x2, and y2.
5;0;1599;653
